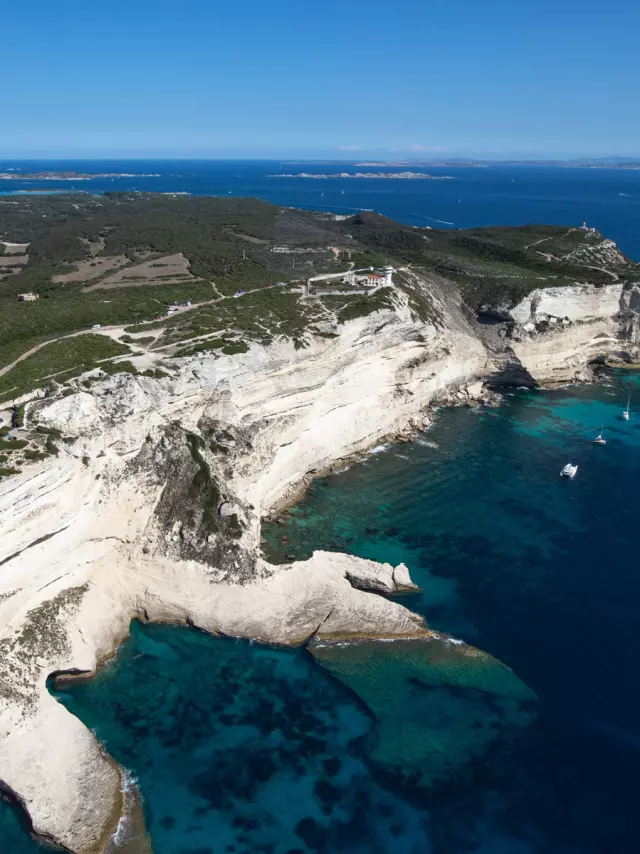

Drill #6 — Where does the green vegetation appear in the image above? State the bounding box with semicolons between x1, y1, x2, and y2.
0;335;132;401
186;432;221;534
336;287;396;322
35;425;63;438
141;368;170;378
119;334;155;345
99;360;139;376
0;467;20;477
221;341;250;355
1;194;636;404
24;449;48;462
0;439;28;451
154;286;325;352
45;437;59;456
346;214;637;308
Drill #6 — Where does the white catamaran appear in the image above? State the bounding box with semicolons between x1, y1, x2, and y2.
561;463;578;478
623;395;630;421
592;427;606;445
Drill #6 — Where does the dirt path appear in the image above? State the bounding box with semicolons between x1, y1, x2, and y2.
586;265;619;281
0;280;303;379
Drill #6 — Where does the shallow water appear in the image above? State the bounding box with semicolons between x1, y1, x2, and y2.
3;373;640;853
53;624;436;854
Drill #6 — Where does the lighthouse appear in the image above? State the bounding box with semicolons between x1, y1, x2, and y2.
382;265;394;286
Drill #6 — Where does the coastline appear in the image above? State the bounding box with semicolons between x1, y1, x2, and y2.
0;266;639;851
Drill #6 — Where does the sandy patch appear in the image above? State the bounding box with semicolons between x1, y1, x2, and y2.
0;255;28;266
1;241;29;254
83;253;196;292
53;255;129;284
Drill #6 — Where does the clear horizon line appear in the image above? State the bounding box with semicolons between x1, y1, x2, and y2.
1;155;640;163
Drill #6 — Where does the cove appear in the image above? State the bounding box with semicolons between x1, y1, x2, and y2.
52;623;438;854
43;618;531;854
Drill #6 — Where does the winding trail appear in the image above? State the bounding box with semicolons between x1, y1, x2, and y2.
0;280;304;380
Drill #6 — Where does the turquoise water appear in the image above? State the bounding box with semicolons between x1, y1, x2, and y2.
54;625;436;854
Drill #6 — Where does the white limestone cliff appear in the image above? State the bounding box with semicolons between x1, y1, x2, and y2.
510;283;624;326
0;272;638;852
507;282;640;384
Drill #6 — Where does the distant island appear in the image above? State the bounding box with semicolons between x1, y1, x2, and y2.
270;171;454;180
0;172;161;180
353;159;640;171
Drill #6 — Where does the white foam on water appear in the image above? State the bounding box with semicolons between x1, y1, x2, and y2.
109;768;139;849
367;443;391;456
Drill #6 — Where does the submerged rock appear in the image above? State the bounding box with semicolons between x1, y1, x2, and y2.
310;636;537;789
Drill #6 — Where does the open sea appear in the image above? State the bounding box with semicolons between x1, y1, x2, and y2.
2;163;640;853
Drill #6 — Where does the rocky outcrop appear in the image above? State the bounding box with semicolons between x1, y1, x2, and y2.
0;269;639;851
509;283;624;326
491;281;640;385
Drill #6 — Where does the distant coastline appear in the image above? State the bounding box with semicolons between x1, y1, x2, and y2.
352;159;640;171
0;172;161;180
270;171;454;180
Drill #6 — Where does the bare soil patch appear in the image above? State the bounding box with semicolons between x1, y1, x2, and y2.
53;255;130;284
0;255;28;267
82;253;197;292
1;242;29;254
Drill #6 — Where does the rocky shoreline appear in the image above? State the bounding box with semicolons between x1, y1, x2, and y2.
1;270;639;852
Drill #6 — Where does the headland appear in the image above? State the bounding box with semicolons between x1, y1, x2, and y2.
1;196;639;851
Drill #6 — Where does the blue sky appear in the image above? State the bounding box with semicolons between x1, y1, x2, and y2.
1;0;638;159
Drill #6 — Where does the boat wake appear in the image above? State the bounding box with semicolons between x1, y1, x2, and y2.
423;216;455;225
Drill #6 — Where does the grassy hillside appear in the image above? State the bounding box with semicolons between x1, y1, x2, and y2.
344;214;636;308
1;195;635;382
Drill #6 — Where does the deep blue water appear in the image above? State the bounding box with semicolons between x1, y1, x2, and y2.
1;159;640;259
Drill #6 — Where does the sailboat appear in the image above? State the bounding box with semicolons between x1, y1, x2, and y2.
561;463;578;479
592;426;606;445
623;395;630;421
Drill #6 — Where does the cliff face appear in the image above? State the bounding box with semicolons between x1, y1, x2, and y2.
506;282;640;384
0;270;638;853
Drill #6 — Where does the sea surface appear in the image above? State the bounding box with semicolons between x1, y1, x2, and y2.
2;165;640;852
1;159;640;258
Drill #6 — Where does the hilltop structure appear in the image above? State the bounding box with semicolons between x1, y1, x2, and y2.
306;264;393;295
